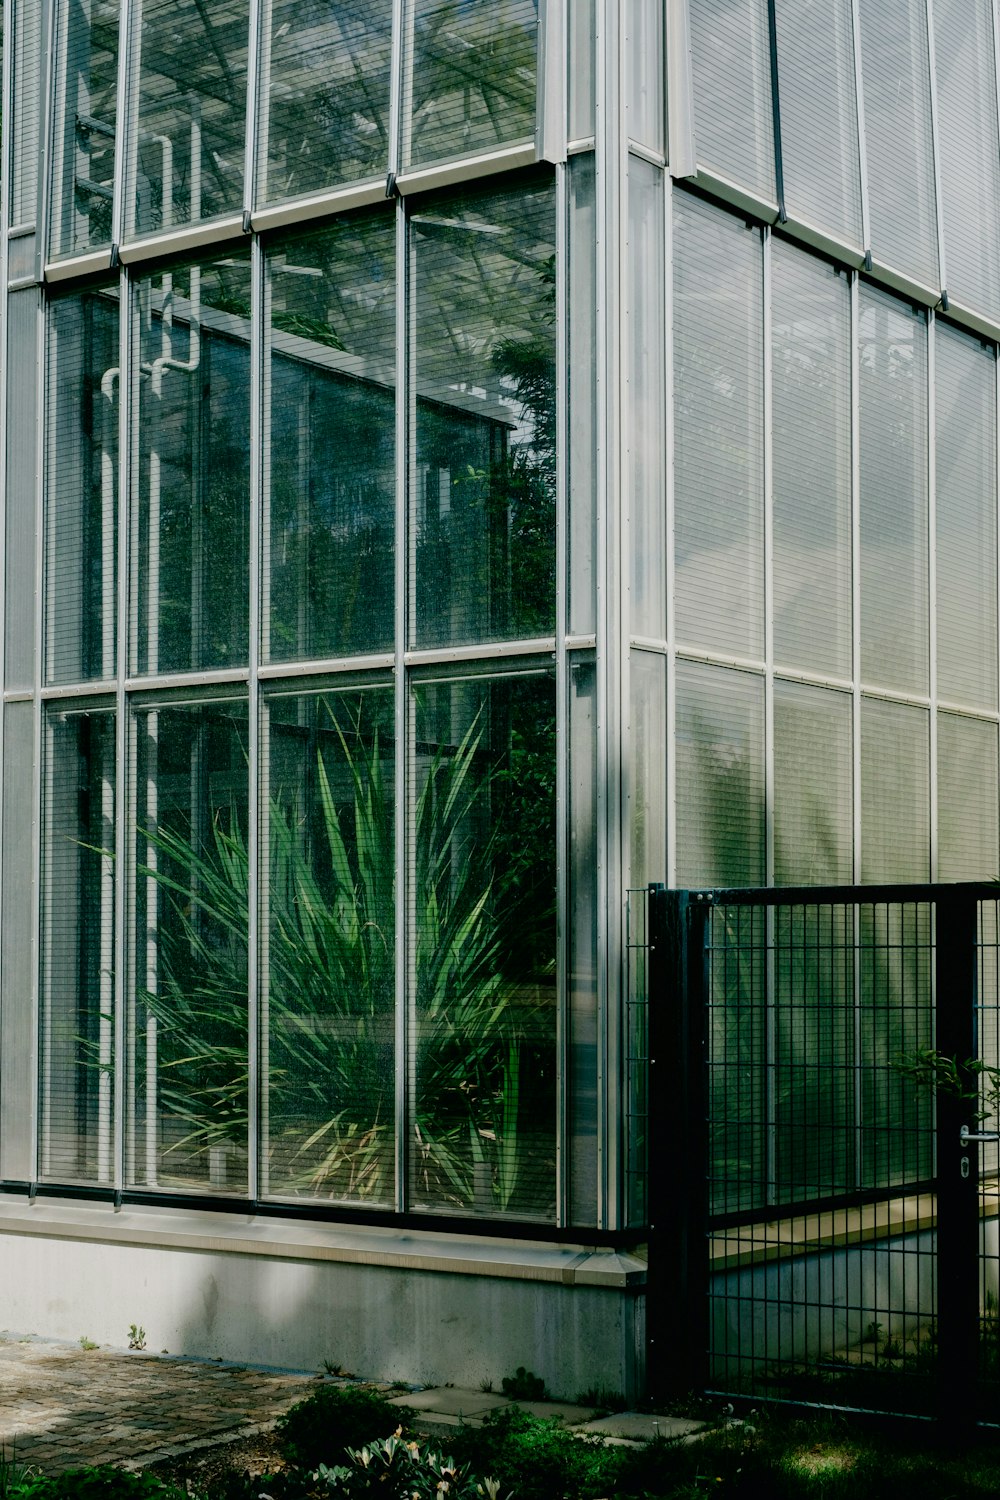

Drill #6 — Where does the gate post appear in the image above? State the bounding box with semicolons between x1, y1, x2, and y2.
646;886;710;1401
934;888;980;1429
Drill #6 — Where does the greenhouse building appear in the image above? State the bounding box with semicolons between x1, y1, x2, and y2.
1;0;1000;1399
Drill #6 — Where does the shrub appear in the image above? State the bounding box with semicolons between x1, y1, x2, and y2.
276;1384;413;1471
13;1468;187;1500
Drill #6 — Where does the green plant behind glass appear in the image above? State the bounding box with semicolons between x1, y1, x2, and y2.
134;701;554;1213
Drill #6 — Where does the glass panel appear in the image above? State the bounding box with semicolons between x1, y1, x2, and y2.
0;702;35;1181
628;156;665;642
410;669;556;1219
568;152;597;636
47;286;119;685
629;650;666;887
6;290;39;692
265;213;395;664
689;0;775;202
773;680;853;884
936;322;997;710
130;700;248;1191
774;0;862;246
569;653;598;1224
626;0;664;154
50;0;118;260
858;0;939;287
933;0;1000;319
860;697;929;880
772;240;852;678
41;707;115;1184
403;0;538;171
12;0;40;225
675;661;765;886
938;712;999;880
265;686;395;1203
411;176;556;649
133;252;251;675
258;1;391;207
674;192;764;658
129;0;248;236
859;285;929;694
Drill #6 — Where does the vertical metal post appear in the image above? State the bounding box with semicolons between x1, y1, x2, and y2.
647;885;709;1399
934;888;980;1428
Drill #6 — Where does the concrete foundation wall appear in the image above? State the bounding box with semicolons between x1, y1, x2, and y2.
0;1199;647;1400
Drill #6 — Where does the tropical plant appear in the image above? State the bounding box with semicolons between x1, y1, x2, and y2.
133;695;555;1214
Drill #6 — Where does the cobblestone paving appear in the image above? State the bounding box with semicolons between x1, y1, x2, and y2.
0;1334;316;1474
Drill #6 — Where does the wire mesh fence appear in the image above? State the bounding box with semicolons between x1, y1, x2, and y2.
634;883;1000;1425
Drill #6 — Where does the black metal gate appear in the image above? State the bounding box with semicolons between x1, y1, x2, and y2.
640;882;1000;1427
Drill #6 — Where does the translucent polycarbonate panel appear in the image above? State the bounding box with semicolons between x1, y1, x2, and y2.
402;0;538;171
569;654;598;1224
11;0;40;224
674;192;763;658
933;0;1000;318
857;0;938;287
129;0;247;236
49;0;118;259
773;681;853;884
774;0;862;245
688;0;775;202
41;707;115;1184
568;0;595;140
132;253;251;675
411;177;556;649
772;243;851;677
265;686;395;1203
626;0;664;153
675;661;765;887
46;287;119;686
266;213;395;663
938;712;999;879
860;697;929;880
0;702;35;1181
258;1;391;207
5;289;40;692
568;152;597;636
628;157;665;641
409;669;556;1219
935;323;997;710
130;699;248;1192
858;286;928;694
630;650;666;886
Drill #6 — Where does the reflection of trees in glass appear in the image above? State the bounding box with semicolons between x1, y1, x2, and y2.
407;0;538;168
130;683;556;1217
261;0;392;202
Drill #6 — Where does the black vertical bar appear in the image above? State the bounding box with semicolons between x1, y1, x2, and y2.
647;885;710;1400
935;889;980;1430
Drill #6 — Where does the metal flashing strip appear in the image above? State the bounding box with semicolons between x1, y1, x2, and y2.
395;142;538;196
250;180;387;235
45;249;116;283
117;215;246;267
0;1192;647;1286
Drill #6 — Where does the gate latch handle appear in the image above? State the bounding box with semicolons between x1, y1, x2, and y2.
960;1124;1000;1144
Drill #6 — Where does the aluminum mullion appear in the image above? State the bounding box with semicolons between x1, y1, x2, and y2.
114;267;135;1193
387;0;404;182
850;270;863;1189
849;0;871;264
664;179;676;887
537;0;568;166
29;287;45;1182
33;0;56;279
928;312;938;882
762;227;776;1206
246;232;263;1202
665;0;696;178
110;0;134;251
0;0;11;1162
393;193;408;1214
924;0;948;301
554;159;568;1227
243;0;264;224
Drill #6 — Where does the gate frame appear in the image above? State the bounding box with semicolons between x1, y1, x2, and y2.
644;881;993;1428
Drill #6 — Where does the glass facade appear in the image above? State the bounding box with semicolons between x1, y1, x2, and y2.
0;0;999;1242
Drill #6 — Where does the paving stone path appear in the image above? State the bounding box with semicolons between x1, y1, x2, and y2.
0;1334;315;1474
